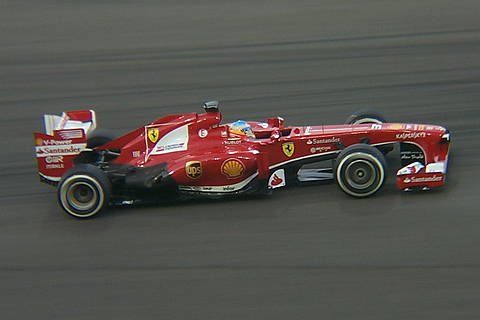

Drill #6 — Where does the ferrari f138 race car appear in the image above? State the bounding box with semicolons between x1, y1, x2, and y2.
34;101;450;218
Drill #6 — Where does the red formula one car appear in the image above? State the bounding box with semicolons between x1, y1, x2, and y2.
34;101;450;218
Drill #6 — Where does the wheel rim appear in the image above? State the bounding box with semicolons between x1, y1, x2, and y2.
353;117;383;124
336;151;385;197
67;181;98;211
345;160;376;190
59;175;105;217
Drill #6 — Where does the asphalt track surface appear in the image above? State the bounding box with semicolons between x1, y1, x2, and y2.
1;1;480;319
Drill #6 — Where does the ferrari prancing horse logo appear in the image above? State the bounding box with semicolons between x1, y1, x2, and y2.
282;142;294;157
147;128;159;143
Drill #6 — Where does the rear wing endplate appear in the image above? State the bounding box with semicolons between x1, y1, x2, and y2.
34;110;96;185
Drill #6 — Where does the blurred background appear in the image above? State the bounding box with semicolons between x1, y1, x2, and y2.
1;1;479;319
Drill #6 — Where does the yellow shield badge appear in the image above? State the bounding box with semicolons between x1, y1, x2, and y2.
147;128;159;143
282;142;294;157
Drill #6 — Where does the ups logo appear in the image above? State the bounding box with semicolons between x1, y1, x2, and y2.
186;161;202;179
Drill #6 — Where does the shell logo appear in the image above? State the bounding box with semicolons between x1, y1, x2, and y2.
221;159;245;179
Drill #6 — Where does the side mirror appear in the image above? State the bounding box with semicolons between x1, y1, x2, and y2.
267;116;284;129
270;129;280;140
203;100;219;112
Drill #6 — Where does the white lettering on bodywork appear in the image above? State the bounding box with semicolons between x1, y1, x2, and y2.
36;143;86;157
150;125;189;155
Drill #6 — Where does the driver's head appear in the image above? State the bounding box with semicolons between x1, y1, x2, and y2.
229;120;255;138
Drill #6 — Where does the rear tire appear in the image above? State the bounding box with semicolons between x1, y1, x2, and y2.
334;144;387;197
58;164;111;218
86;128;118;148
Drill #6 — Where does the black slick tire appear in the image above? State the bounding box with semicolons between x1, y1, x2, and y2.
334;144;387;198
86;128;118;148
57;164;112;218
345;109;390;125
346;109;393;155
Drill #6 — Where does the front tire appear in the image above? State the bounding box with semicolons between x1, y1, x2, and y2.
345;109;390;125
346;109;393;155
58;164;111;218
334;144;387;197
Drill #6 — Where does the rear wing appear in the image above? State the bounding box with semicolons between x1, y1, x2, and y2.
34;110;96;185
43;110;97;135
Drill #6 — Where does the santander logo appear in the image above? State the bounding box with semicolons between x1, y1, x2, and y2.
270;174;283;186
268;169;286;189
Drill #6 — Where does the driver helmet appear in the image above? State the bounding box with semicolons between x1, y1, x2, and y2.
229;120;255;138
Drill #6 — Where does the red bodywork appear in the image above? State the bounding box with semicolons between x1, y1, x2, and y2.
35;106;450;195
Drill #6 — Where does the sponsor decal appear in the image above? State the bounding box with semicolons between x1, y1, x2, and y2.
46;164;64;169
147;128;159;143
198;129;208;138
400;151;424;161
389;124;404;130
396;132;426;140
36;144;85;157
149;125;189;155
282;142;295;157
268;169;286;189
186;161;202;179
59;129;84;139
306;137;340;145
223;139;242;145
57;114;69;130
221;159;245;179
155;143;185;153
403;175;443;184
45;156;63;163
132;151;141;158
44;155;65;169
426;162;445;173
397;162;424;175
41;139;73;146
270;175;283;186
371;124;382;130
178;173;258;193
180;186;213;192
310;146;332;153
